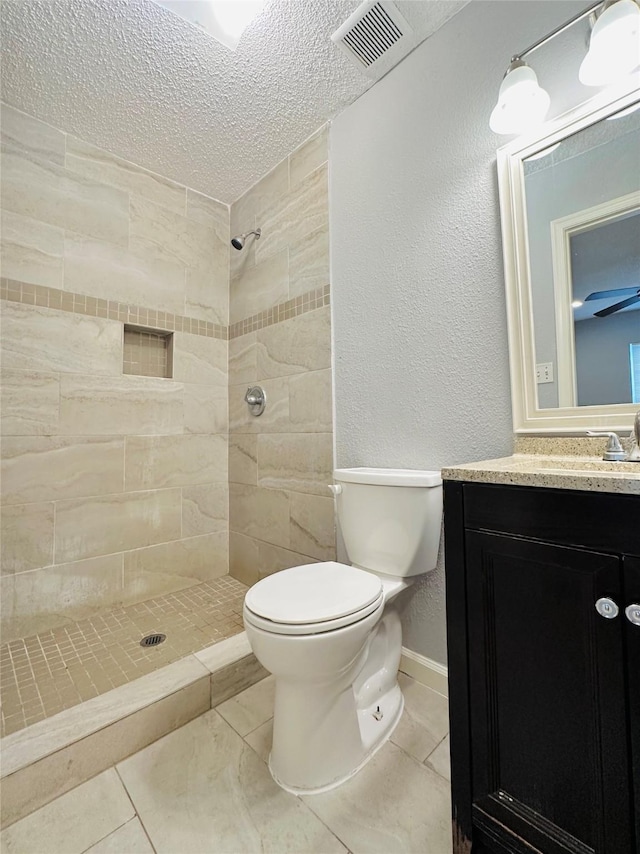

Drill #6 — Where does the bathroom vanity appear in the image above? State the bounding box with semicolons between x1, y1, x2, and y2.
442;458;640;854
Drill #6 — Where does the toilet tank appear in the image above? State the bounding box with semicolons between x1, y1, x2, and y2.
333;468;443;578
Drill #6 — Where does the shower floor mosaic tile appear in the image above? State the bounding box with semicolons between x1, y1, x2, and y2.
0;576;247;737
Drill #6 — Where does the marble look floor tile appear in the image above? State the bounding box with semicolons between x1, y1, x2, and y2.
0;768;133;854
244;718;273;763
216;675;276;736
425;734;451;782
84;817;155;853
117;710;346;854
390;673;450;763
302;740;452;854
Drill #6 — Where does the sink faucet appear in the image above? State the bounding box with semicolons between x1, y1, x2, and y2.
588;411;640;462
587;430;627;461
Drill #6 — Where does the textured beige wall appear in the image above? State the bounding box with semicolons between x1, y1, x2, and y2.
0;104;230;640
228;126;336;586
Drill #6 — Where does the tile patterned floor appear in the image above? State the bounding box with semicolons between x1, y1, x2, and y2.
0;576;247;737
0;673;453;854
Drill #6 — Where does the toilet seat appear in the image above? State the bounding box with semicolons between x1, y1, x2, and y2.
244;561;384;636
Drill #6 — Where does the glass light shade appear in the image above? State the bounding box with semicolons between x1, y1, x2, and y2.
156;1;267;51
579;0;640;86
489;64;551;135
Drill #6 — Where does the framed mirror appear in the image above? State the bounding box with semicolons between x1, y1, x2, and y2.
497;85;640;433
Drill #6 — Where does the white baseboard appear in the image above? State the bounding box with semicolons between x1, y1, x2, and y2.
400;647;449;699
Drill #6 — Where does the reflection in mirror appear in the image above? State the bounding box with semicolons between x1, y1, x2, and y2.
523;103;640;411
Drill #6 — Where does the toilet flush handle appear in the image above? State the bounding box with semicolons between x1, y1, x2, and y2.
328;484;342;496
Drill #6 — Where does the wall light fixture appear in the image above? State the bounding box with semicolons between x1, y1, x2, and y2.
490;0;640;135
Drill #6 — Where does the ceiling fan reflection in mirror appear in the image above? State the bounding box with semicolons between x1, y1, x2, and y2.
585;286;640;317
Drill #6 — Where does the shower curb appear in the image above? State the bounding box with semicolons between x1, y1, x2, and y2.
0;632;267;829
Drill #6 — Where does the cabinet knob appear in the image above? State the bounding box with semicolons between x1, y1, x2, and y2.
625;604;640;626
595;597;619;619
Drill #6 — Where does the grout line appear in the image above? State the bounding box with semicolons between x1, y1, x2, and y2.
113;767;159;854
77;814;133;854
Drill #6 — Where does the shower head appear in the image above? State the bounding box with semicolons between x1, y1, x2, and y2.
231;228;261;250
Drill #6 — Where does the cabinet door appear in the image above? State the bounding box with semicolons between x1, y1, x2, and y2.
466;531;632;854
623;555;640;850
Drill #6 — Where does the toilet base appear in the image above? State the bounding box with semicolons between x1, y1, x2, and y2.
268;682;404;796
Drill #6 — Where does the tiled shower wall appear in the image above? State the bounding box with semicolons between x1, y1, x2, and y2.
228;126;336;584
0;104;230;642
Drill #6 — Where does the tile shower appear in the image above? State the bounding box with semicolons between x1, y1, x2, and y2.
0;103;333;735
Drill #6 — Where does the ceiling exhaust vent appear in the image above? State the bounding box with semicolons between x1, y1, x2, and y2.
332;1;416;79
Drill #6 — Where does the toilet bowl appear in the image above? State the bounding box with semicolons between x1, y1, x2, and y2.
243;467;442;794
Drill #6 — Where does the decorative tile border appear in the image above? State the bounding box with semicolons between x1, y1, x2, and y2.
0;279;330;341
0;279;227;340
228;285;331;339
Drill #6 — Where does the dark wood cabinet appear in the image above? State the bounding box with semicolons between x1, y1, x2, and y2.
444;481;640;854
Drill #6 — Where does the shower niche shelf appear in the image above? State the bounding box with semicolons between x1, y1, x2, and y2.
123;325;173;378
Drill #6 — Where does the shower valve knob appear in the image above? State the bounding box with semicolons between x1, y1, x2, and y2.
244;386;266;416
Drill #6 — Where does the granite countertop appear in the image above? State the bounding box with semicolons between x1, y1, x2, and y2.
442;435;640;495
441;454;640;495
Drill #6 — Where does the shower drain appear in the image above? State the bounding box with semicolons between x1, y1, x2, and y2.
140;633;167;648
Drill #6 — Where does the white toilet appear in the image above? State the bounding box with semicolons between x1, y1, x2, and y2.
243;467;443;794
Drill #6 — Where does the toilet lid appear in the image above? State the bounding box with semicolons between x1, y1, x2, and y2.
244;561;383;625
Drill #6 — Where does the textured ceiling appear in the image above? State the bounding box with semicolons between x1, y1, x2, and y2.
0;0;468;202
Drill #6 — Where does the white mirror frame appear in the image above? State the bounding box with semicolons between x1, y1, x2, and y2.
497;84;640;434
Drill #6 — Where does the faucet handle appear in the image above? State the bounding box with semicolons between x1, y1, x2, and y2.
586;431;626;461
628;412;640;462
